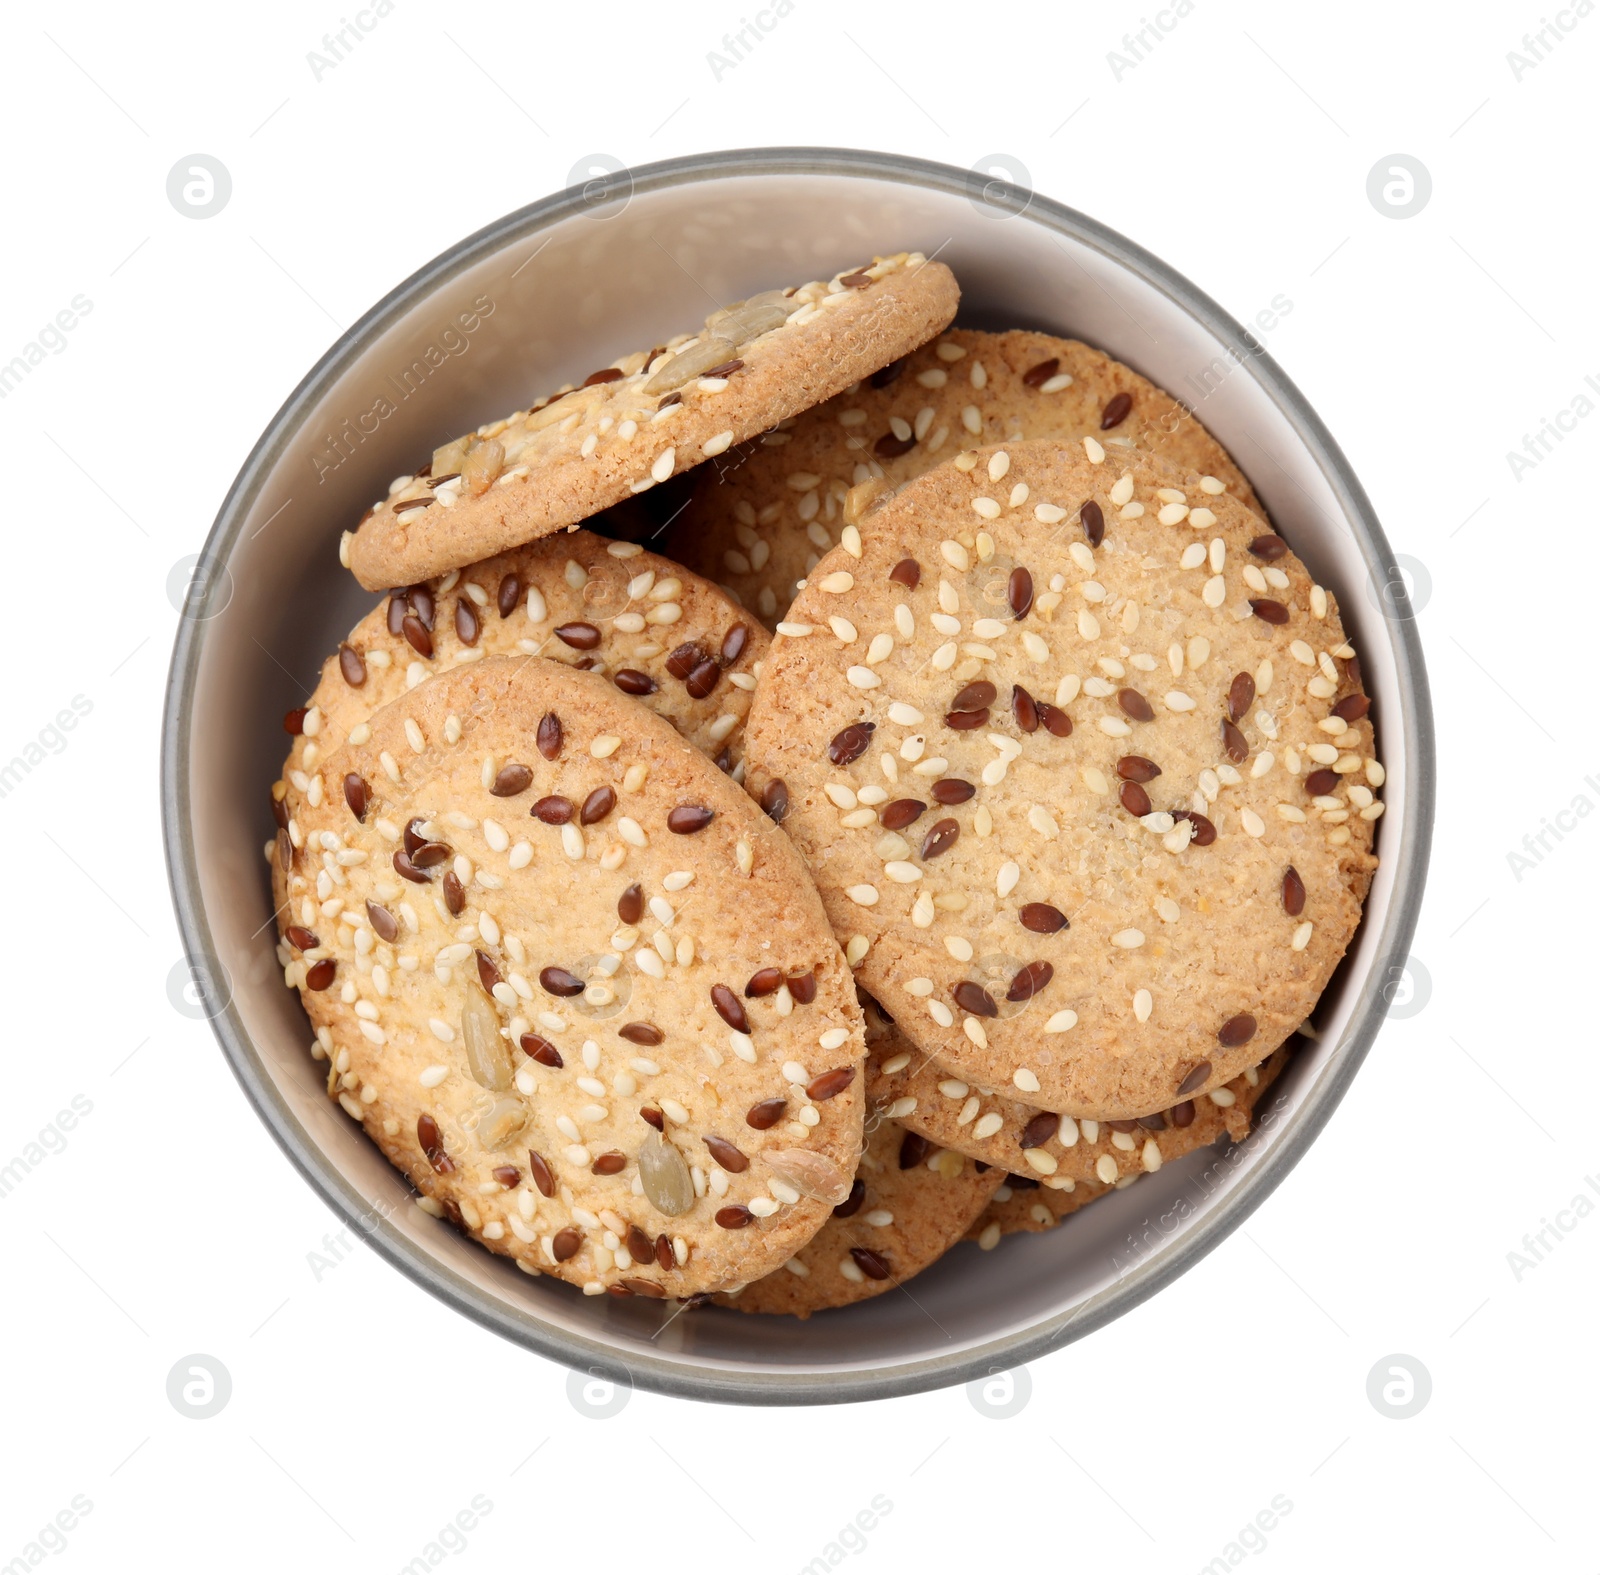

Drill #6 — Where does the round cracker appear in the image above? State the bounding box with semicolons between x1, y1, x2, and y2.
346;254;959;590
665;327;1263;628
274;530;768;838
967;1173;1110;1244
868;997;1293;1188
272;657;864;1298
716;1114;1001;1317
744;442;1380;1119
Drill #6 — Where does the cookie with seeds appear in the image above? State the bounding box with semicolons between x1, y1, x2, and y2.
969;1040;1291;1244
869;1006;1293;1189
271;656;865;1298
344;253;960;591
743;441;1380;1120
967;1172;1110;1246
273;531;768;840
714;1109;1002;1317
663;327;1263;629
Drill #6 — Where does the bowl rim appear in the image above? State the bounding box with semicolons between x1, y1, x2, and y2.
162;145;1435;1405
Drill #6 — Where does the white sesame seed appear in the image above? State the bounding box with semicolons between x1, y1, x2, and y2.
1202;575;1226;608
846;666;881;689
929;1000;954;1027
846;884;880;906
1241;808;1266;837
940;539;971;570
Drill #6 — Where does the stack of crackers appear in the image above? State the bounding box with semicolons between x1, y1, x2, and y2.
267;252;1382;1318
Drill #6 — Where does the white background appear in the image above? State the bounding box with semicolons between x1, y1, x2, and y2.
3;0;1594;1569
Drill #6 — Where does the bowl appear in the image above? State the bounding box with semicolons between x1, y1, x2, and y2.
163;147;1434;1404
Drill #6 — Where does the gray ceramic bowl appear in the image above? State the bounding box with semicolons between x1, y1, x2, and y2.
163;148;1433;1404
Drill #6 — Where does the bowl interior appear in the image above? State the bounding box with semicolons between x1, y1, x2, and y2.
169;154;1424;1401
